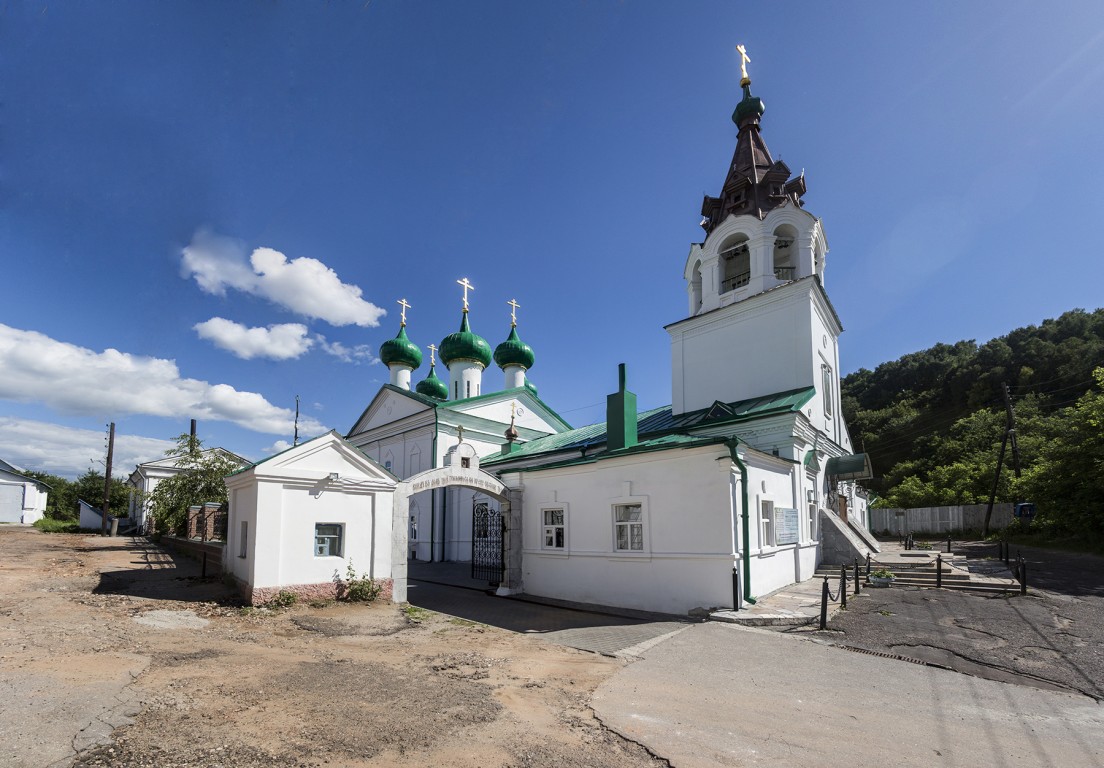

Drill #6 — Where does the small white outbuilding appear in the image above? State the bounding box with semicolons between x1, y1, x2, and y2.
223;431;398;605
0;459;48;524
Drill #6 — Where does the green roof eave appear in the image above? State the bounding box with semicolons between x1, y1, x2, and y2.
501;435;727;473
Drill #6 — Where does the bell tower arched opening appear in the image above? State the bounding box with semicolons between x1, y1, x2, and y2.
720;235;750;293
772;224;798;283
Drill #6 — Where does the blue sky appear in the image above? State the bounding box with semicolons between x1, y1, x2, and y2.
3;1;1103;478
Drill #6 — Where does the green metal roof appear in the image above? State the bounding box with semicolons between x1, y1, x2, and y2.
825;453;872;481
482;386;814;467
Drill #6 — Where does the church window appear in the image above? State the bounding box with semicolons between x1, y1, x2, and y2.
543;508;565;549
466;381;471;398
806;486;818;541
314;523;344;557
760;499;775;547
822;364;834;417
614;504;644;551
384;459;393;472
238;520;248;558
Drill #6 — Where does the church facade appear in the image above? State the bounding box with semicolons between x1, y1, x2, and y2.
221;62;876;611
341;68;875;614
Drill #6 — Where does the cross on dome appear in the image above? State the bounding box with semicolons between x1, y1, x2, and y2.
397;298;411;326
737;44;751;86
456;278;475;312
427;343;437;366
507;298;521;327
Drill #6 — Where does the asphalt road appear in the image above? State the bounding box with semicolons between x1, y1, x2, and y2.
593;622;1104;768
816;542;1104;701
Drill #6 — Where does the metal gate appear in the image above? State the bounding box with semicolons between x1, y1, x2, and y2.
471;501;504;584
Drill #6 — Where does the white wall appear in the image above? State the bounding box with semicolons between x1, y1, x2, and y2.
670;282;827;415
520;446;737;615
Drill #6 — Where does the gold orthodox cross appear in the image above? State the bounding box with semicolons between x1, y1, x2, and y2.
456;425;465;443
737;44;751;85
397;298;411;326
457;277;474;311
427;343;437;366
507;298;520;327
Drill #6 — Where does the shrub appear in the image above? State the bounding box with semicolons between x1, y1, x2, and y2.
269;590;298;608
334;561;382;603
871;568;895;579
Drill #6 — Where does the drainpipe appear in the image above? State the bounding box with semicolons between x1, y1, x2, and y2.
725;437;756;605
430;410;439;562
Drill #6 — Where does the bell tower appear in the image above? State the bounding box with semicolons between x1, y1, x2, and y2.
667;48;844;442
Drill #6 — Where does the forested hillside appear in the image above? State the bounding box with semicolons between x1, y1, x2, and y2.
842;308;1104;540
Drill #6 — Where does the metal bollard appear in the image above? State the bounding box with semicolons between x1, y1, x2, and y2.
854;559;861;595
936;554;942;589
820;577;829;630
1020;557;1027;595
732;566;740;612
1004;541;1010;567
866;553;871;578
840;566;848;609
946;533;951;553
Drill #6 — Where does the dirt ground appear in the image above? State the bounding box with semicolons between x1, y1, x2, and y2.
0;527;665;768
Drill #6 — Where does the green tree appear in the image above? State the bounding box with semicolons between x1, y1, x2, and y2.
148;434;244;535
72;469;130;517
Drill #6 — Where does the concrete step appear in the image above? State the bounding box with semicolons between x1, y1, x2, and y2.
812;570;1018;594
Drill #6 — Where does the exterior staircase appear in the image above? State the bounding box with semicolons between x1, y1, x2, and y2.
813;552;1019;595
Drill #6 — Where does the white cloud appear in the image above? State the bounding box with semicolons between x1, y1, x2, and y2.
315;334;378;364
194;318;314;360
263;440;292;454
181;230;385;327
0;418;180;479
0;324;326;436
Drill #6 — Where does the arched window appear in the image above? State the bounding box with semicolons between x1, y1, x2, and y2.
690;261;703;313
719;235;750;293
772;224;797;282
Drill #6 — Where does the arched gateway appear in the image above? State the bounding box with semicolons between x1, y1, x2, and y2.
391;460;522;602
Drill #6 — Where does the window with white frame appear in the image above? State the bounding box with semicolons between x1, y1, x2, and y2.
238;520;248;558
314;523;343;557
807;502;818;541
543;508;565;549
614;503;644;551
760;499;775;547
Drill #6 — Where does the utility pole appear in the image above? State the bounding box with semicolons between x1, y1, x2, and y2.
189;419;197;453
100;422;115;536
294;395;300;446
984;383;1020;536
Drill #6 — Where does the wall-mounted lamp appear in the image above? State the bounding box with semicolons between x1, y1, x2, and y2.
806;490;816;503
329;472;339;482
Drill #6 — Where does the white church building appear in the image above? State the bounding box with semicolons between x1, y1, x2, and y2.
223;64;876;613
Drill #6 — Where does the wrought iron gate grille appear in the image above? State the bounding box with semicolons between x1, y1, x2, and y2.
471;501;504;584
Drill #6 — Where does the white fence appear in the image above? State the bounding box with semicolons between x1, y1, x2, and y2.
869;503;1015;535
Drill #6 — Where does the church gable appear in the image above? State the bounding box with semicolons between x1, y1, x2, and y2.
445;387;571;435
347;385;435;438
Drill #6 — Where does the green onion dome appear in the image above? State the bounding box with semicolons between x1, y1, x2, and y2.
524;378;538;396
493;326;535;371
415;364;448;400
439;313;492;368
732;83;765;125
379;326;423;370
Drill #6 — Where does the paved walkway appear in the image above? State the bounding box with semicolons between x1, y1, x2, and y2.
406;561;690;657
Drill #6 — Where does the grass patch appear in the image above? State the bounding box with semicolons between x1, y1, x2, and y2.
33;518;80;533
877;609;894;617
448;617;482;628
404;604;433;623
